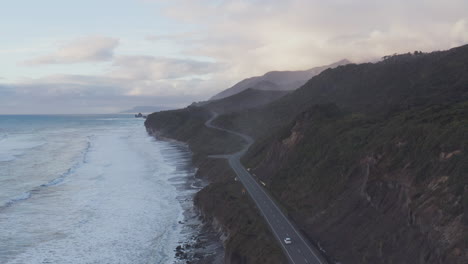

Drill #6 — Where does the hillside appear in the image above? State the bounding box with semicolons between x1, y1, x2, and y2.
145;44;468;264
144;88;289;161
215;45;468;138
242;101;467;263
202;88;289;114
217;45;468;263
210;59;350;100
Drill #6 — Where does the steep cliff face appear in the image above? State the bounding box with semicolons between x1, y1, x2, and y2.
243;102;467;264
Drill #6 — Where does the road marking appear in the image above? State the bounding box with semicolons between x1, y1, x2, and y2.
250;168;325;264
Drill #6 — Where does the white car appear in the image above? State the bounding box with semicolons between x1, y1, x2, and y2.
284;237;292;244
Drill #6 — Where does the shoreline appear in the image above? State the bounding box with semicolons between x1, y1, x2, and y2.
163;141;225;264
144;113;287;264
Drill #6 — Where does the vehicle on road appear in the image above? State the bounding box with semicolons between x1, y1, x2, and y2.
284;237;292;244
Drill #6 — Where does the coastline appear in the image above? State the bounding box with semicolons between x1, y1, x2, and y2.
144;111;287;264
159;139;225;264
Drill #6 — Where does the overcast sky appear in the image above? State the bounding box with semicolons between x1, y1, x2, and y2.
1;0;467;114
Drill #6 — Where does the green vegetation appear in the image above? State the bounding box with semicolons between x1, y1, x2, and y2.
145;92;289;263
195;160;286;263
145;106;245;162
244;102;467;217
231;45;468;263
202;88;289;114
215;44;468;138
146;44;468;263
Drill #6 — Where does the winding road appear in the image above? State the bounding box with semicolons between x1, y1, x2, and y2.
206;113;327;264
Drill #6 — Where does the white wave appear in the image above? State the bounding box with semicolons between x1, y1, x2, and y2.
3;192;31;207
0;134;46;162
1;120;189;264
0;154;15;162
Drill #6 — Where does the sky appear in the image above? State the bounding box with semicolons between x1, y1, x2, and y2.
1;0;467;114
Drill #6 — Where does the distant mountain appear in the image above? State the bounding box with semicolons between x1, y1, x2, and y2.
210;59;350;100
120;106;171;114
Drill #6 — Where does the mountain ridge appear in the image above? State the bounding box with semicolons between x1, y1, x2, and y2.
210;59;350;100
193;88;289;114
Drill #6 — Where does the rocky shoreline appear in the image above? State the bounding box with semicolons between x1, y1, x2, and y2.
160;140;225;264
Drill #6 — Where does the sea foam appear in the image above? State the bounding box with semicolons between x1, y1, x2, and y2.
0;116;189;264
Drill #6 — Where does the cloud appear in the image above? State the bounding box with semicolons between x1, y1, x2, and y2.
145;32;200;42
110;55;221;80
3;0;468;114
0;52;224;113
0;87;200;115
24;36;119;65
0;84;15;97
2;46;226;113
153;0;468;79
0;75;208;114
451;19;468;45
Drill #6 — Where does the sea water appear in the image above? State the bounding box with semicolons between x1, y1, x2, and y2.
0;115;193;263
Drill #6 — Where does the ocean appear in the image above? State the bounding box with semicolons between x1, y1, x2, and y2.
0;114;197;264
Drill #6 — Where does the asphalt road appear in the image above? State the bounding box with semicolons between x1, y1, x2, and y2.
206;114;327;264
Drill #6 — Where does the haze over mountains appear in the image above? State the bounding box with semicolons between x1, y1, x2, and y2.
210;59;350;100
199;88;289;114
